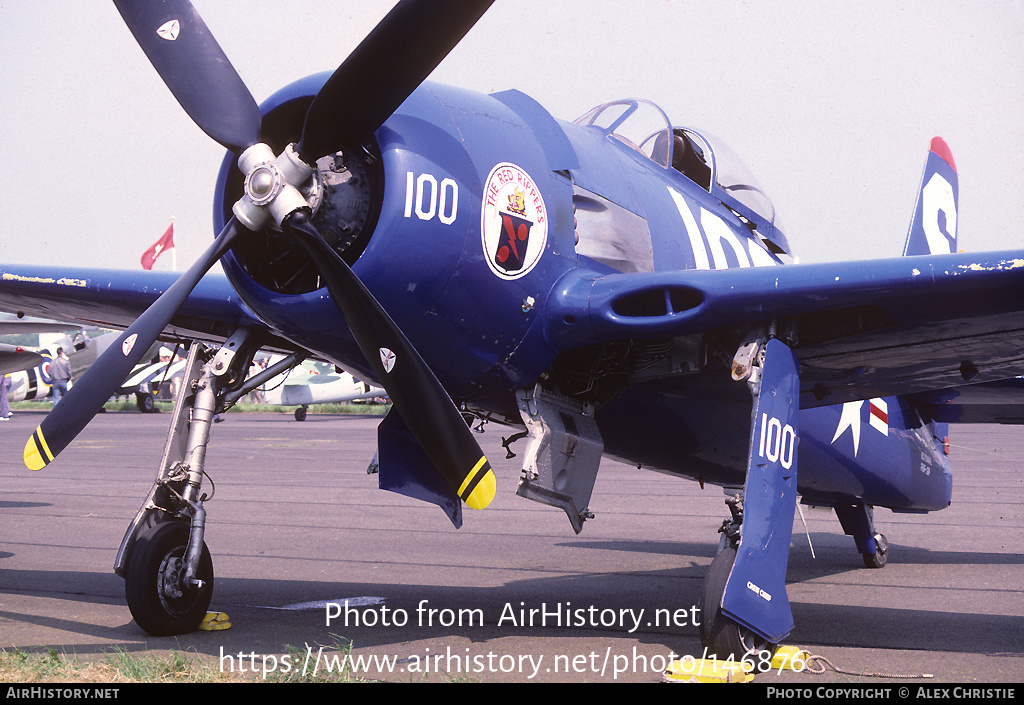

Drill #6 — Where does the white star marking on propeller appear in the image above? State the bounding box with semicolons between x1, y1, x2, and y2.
156;19;180;41
379;347;396;374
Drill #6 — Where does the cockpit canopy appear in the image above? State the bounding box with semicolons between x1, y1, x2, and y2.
573;99;788;254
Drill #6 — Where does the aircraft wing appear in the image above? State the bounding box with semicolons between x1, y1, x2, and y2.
551;250;1024;408
0;320;85;335
0;264;281;351
6;251;1024;414
909;377;1024;424
0;344;45;376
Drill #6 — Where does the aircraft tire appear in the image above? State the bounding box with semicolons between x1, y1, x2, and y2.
294;406;307;421
136;392;155;413
862;533;889;569
698;545;776;660
124;521;213;636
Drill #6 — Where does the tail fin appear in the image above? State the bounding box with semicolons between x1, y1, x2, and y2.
902;137;959;256
901;141;957;471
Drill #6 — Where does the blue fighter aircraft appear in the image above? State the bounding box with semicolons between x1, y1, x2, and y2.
2;0;1023;656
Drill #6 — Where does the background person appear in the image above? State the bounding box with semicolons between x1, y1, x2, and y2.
50;347;72;407
1;373;11;420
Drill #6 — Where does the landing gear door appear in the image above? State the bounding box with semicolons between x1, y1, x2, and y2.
515;385;604;534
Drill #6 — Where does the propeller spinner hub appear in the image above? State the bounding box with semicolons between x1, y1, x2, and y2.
233;143;313;231
246;166;279;204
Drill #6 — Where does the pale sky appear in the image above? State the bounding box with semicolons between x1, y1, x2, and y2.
1;1;1021;272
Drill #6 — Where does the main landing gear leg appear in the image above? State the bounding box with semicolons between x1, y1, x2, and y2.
113;342;219;635
113;332;293;635
699;338;800;658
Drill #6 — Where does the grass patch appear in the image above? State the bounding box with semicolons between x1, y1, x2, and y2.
11;401;391;416
257;637;368;683
223;402;391;416
0;637;372;683
0;647;234;683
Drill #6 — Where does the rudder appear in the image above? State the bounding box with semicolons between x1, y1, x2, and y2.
903;137;958;256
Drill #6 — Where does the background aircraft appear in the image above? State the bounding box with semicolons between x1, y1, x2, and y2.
0;314;84;377
0;316;105;402
117;346;187;412
1;324;179;411
259;356;385;420
0;0;1022;660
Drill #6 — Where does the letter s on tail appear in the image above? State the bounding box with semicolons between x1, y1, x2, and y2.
903;137;958;256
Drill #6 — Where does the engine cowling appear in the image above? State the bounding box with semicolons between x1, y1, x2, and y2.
212;76;575;408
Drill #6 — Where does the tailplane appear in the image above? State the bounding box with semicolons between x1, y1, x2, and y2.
903;137;959;256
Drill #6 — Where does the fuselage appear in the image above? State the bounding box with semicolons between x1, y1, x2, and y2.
214;75;952;513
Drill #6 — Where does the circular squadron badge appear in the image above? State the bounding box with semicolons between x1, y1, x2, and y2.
481;163;548;280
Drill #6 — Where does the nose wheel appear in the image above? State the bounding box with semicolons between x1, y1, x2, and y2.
124;521;213;636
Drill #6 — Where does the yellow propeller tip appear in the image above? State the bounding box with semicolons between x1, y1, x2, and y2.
24;429;53;471
459;457;496;510
464;470;496;510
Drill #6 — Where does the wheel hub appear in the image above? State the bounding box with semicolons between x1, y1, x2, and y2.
158;553;189;607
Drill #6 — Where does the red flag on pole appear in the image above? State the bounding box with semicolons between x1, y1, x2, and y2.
141;222;175;270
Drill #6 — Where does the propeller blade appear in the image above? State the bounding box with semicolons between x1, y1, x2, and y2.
284;210;495;509
24;219;246;471
296;0;493;162
113;0;261;152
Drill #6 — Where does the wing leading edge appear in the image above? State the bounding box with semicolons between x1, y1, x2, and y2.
547;250;1024;407
0;264;268;348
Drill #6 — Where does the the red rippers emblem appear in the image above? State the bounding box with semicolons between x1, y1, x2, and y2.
481;163;547;280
